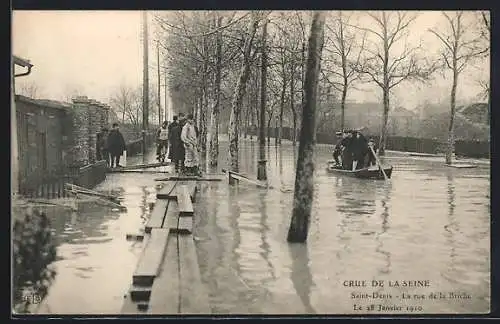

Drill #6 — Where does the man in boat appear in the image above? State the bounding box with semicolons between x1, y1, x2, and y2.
351;130;369;171
332;131;346;167
366;137;378;167
340;130;354;170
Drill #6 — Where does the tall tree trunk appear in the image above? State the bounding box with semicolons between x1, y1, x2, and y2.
379;87;389;156
200;91;207;153
379;31;390;156
275;117;278;146
267;113;273;145
292;113;297;146
290;62;297;146
209;15;223;167
446;68;458;165
228;14;259;173
278;71;286;145
287;11;326;243
258;19;268;181
341;79;347;131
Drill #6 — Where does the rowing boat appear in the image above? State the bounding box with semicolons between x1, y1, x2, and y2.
325;160;393;180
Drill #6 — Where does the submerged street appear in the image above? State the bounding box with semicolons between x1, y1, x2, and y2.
37;137;490;315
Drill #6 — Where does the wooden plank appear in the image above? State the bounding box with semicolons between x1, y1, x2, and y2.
120;162;171;170
130;285;152;302
108;169;170;174
446;164;478;169
228;171;272;189
148;232;180;314
154;175;224;182
178;235;211;314
126;233;145;242
168;214;193;235
164;201;192;234
133;228;170;286
145;200;169;234
177;185;194;217
64;183;119;200
156;181;177;199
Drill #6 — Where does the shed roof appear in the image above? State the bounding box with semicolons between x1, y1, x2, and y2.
15;95;71;111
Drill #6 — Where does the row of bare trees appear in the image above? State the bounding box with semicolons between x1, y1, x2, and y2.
109;83;160;132
153;10;489;169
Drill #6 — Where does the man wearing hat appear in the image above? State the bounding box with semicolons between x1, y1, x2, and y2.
332;131;344;167
366;137;378;167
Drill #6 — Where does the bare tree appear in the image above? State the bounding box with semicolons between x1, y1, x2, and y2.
257;18;269;181
429;11;488;164
287;11;326;243
228;12;260;172
208;14;224;167
354;11;435;155
110;84;135;124
17;80;43;99
323;11;366;131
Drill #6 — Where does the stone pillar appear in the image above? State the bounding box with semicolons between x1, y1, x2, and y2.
101;104;110;128
71;96;90;166
88;99;100;164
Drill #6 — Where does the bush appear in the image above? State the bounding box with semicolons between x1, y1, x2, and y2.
13;209;57;314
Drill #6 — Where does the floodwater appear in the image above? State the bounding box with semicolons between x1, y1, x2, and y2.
35;137;490;315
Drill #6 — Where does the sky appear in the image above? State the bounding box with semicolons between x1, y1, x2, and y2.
12;10;489;110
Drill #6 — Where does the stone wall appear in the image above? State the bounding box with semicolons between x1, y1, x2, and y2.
69;96;110;167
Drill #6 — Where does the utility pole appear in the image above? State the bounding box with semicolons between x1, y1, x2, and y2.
257;19;268;181
164;70;168;121
157;40;161;125
142;10;149;156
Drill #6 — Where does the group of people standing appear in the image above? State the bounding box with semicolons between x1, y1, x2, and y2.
95;114;200;174
97;123;127;168
332;129;379;171
156;112;201;176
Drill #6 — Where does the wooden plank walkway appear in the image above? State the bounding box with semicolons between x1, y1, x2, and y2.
154;175;224;182
118;162;171;170
108;169;170;174
156;181;177;199
144;200;169;233
132;228;170;286
177;185;194;216
147;234;180;314
122;178;209;314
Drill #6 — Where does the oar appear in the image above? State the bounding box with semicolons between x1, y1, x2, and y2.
369;145;388;181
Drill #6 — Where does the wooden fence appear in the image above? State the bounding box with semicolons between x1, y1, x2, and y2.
247;127;489;158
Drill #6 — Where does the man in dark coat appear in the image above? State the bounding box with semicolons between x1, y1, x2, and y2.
167;116;178;160
106;123;126;168
169;114;185;173
340;130;354;170
351;131;368;170
366;137;379;167
333;131;348;167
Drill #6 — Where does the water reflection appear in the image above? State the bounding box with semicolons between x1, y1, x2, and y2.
289;243;315;314
443;171;459;282
334;179;377;217
375;185;392;275
259;191;276;281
